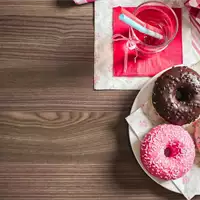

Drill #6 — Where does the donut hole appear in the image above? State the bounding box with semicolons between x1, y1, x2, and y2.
165;142;182;158
176;86;194;102
164;147;172;157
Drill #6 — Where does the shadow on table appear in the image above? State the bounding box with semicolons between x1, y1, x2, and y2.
56;0;76;8
111;112;184;200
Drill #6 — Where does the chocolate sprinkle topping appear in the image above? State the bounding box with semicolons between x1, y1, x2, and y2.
152;66;200;125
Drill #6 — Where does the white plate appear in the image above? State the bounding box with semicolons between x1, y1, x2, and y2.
128;66;181;193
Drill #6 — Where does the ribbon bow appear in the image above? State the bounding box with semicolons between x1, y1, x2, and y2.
113;28;139;73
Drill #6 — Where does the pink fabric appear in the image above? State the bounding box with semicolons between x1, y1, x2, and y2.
113;7;183;77
185;0;200;55
186;0;200;8
73;0;95;4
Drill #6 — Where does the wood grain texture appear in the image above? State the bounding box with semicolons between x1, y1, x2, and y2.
0;1;192;200
0;0;136;111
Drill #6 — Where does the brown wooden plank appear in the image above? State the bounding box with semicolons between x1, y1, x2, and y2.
0;111;126;162
0;111;184;200
0;163;184;200
0;0;137;111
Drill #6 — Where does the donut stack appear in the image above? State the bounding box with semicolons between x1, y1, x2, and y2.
140;66;200;180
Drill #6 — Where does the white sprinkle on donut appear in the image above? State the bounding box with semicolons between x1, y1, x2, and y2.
140;124;195;180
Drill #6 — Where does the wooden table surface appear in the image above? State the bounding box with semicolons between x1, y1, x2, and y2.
0;1;194;200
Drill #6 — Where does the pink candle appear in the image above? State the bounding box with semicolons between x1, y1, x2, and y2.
74;0;95;4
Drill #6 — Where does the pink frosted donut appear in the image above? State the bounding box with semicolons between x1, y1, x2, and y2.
140;124;195;180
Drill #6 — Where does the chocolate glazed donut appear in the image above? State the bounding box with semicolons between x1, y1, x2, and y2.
152;66;200;125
